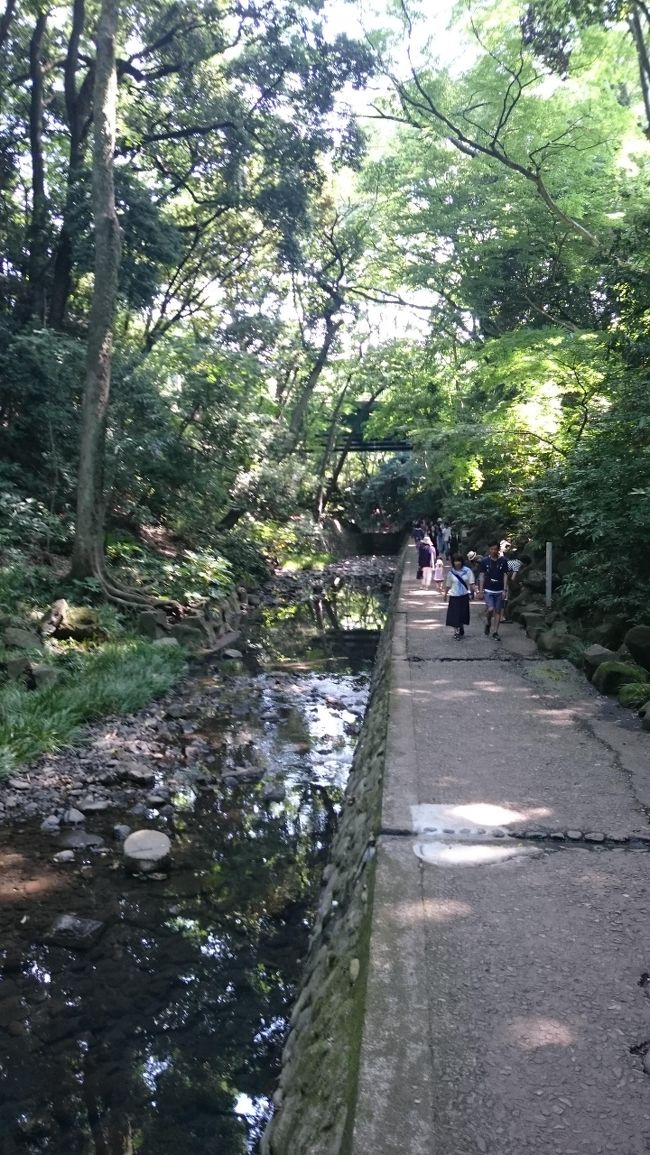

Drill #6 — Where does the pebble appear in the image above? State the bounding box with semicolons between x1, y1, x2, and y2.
566;830;583;840
40;815;61;832
52;850;75;864
113;824;131;841
584;832;605;843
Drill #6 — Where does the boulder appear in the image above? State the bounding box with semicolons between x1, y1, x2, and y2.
40;601;102;642
586;616;629;650
6;655;31;679
61;807;85;826
624;625;650;674
592;661;648;696
77;797;110;813
57;830;104;849
152;636;180;648
583;644;616;681
618;683;650;709
123;829;171;874
39;599;69;638
29;663;62;690
168;621;208;648
136;609;169;640
3;626;43;651
522;612;546;640
40;815;61;833
522;568;547;594
52;850;75;864
536;629;575;658
125;766;156;788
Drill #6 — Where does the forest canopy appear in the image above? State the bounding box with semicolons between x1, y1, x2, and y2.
0;0;649;620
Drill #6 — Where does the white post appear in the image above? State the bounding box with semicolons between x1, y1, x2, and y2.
545;541;553;607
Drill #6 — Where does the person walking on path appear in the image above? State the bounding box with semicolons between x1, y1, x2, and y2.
433;553;445;592
444;553;476;639
417;535;436;588
501;543;524;621
479;540;509;639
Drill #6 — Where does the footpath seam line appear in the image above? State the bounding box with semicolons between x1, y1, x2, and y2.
379;826;650;850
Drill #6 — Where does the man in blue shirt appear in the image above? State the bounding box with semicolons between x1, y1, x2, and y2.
479;541;509;639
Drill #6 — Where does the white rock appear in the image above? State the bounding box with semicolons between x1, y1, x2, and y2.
52;850;75;864
123;829;172;873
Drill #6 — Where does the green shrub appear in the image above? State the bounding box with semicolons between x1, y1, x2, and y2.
0;487;71;551
618;682;650;709
215;529;271;585
106;538;235;604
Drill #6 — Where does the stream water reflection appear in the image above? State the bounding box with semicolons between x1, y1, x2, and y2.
0;584;389;1155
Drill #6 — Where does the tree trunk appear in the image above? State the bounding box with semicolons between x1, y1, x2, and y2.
23;9;48;323
0;0;16;53
49;0;94;328
629;5;650;140
314;374;351;519
70;0;121;579
287;311;342;450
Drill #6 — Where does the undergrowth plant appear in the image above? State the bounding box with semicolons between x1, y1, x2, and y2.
0;641;185;775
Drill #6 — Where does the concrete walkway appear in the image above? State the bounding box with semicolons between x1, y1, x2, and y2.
351;547;650;1155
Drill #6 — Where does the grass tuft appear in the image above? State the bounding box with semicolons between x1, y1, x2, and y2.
0;640;185;778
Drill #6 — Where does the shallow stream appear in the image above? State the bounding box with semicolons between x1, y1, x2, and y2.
0;580;390;1155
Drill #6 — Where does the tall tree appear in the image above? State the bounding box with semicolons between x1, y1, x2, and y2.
70;0;121;582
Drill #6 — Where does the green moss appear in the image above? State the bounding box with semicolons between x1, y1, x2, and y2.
591;660;648;695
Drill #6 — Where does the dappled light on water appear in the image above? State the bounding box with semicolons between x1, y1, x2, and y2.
0;585;389;1155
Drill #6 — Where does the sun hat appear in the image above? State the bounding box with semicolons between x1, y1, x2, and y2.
467;550;477;561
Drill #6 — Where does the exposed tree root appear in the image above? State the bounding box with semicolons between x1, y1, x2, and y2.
71;544;183;617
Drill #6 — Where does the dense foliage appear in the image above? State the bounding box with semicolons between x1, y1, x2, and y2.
0;0;649;622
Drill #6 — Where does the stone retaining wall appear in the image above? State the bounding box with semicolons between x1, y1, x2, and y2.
261;547;407;1155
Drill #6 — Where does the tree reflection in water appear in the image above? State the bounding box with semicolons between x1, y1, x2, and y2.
0;587;388;1154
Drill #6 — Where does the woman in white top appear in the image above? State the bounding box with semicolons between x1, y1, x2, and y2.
443;553;476;639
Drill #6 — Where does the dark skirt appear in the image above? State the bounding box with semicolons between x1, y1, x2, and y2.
446;594;470;628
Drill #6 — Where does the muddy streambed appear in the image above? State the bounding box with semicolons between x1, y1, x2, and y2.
0;577;391;1155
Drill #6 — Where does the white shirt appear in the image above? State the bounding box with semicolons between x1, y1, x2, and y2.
446;566;474;597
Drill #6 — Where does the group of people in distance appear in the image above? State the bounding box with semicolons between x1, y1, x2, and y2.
412;520;528;641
